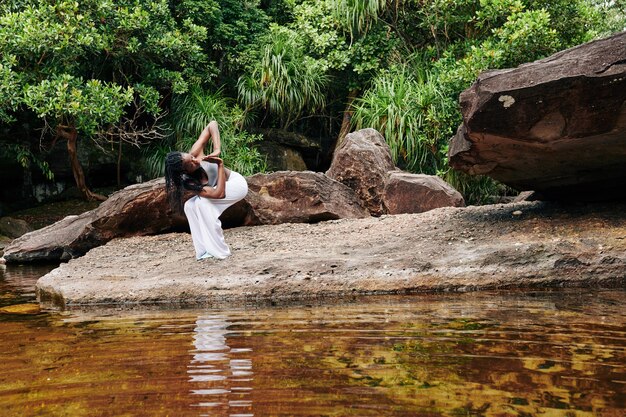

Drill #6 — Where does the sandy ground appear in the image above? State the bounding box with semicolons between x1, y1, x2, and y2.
36;200;626;308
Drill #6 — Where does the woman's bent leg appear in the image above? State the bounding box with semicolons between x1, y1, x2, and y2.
212;171;249;216
186;197;231;259
184;196;207;259
184;172;248;260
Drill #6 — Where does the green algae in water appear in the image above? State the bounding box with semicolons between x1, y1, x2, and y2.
0;303;40;314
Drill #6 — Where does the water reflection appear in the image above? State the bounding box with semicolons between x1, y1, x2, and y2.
189;315;254;416
0;264;625;416
0;264;55;307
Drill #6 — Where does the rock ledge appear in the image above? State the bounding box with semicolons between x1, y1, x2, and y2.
37;201;626;308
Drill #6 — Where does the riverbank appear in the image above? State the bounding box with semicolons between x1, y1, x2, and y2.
36;200;626;308
0;198;101;259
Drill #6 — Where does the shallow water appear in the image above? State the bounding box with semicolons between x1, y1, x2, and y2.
1;265;625;417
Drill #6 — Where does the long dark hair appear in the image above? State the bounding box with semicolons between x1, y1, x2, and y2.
164;151;204;214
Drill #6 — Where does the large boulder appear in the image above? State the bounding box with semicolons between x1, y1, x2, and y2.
449;32;626;199
382;172;465;214
326;128;395;215
2;178;186;263
241;171;369;225
4;129;466;263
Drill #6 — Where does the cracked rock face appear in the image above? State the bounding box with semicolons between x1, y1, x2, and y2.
449;32;626;200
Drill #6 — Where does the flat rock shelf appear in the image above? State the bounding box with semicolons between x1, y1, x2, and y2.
36;201;626;308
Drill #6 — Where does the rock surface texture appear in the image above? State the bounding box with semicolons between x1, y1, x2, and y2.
36;201;626;308
326;128;396;216
253;128;322;171
3;179;186;263
243;171;369;224
0;217;33;239
382;172;465;214
449;31;626;199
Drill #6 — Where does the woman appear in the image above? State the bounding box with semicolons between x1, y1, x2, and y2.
164;121;248;260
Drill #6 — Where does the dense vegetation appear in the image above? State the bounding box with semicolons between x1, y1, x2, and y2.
1;0;624;203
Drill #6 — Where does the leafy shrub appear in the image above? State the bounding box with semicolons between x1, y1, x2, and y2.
352;65;457;174
144;86;266;178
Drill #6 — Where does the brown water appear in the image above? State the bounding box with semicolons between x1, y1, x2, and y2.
1;265;625;417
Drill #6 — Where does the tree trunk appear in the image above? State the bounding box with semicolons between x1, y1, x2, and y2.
117;139;122;187
57;125;107;202
335;89;359;151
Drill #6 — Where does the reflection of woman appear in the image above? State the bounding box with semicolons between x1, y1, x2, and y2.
188;315;254;413
164;121;248;260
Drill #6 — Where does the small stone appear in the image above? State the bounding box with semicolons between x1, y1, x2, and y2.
512;210;523;216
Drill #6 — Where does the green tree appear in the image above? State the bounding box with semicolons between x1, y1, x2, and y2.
0;0;207;200
237;0;397;145
174;0;274;92
3;0;624;205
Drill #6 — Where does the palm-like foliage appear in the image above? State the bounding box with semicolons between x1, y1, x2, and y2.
237;26;328;129
222;130;268;176
351;63;511;204
143;86;266;178
443;169;511;205
170;86;231;145
352;66;456;174
143;140;173;179
328;0;387;35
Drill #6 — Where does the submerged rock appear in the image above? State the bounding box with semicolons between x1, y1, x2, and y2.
0;303;41;315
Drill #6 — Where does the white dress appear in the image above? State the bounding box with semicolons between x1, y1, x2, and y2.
184;164;248;260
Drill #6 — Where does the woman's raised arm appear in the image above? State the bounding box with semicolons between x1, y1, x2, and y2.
197;156;226;199
190;120;221;158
